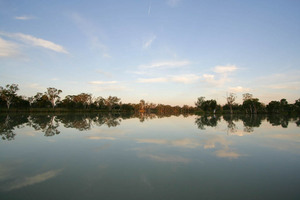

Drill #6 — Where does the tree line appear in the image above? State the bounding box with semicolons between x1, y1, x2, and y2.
1;84;300;114
196;93;300;115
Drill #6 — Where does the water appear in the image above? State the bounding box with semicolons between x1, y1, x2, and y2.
0;113;299;199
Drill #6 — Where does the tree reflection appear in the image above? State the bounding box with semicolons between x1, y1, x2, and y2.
0;114;28;140
59;114;93;131
93;113;121;128
1;113;299;141
240;115;265;132
267;115;290;128
195;115;220;130
28;115;60;136
223;115;239;134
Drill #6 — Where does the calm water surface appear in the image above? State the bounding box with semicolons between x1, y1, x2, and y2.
0;114;299;199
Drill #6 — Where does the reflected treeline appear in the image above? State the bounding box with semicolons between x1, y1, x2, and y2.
27;115;60;136
0;114;28;140
0;113;183;141
195;114;300;134
1;113;299;141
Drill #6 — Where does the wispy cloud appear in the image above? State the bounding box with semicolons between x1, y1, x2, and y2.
202;74;229;86
148;1;152;15
228;86;250;93
171;74;200;84
91;85;127;92
213;65;238;74
139;60;190;69
137;77;168;83
28;83;45;91
69;12;110;58
0;37;19;57
14;15;35;20
137;74;200;84
89;81;118;85
167;0;181;7
0;32;69;54
96;69;112;77
256;71;300;93
265;82;300;90
102;53;111;58
143;35;156;49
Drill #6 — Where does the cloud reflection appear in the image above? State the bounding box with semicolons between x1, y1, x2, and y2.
215;149;241;159
4;169;63;191
140;153;190;163
86;136;116;140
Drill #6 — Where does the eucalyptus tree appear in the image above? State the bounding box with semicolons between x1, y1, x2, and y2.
195;97;218;114
104;96;121;111
226;93;236;115
0;84;19;109
242;93;264;114
45;87;62;108
195;97;205;109
94;96;105;108
139;99;146;112
28;96;34;107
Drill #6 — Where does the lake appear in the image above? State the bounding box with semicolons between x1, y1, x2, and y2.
0;113;299;199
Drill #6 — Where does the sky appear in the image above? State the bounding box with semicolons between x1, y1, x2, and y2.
0;0;300;106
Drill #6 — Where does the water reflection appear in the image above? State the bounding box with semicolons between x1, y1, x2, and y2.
28;115;60;136
0;113;299;199
0;114;28;140
194;115;221;129
0;113;299;141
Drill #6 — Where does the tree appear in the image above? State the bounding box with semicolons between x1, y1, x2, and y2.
104;96;121;111
266;101;281;113
0;84;19;109
139;99;146;112
72;93;93;109
195;97;205;109
28;96;34;107
33;92;50;108
45;88;62;108
226;93;236;115
242;93;264;114
94;96;105;108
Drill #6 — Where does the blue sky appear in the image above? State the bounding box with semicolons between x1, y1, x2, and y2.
1;0;300;106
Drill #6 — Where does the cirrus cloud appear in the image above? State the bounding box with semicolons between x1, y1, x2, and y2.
0;37;19;57
89;81;118;85
0;32;69;54
14;15;35;20
137;77;168;83
213;65;238;74
139;60;190;69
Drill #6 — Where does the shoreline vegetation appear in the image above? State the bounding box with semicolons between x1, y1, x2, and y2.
1;84;300;115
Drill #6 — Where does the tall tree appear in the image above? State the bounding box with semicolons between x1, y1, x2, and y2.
195;97;205;109
139;99;146;112
226;93;236;115
45;87;62;108
0;84;19;109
